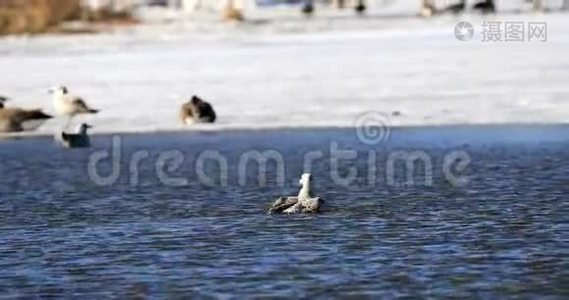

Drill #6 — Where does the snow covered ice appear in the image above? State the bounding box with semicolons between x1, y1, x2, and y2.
0;7;568;135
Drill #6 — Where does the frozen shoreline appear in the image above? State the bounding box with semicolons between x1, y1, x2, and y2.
0;11;568;136
2;123;569;141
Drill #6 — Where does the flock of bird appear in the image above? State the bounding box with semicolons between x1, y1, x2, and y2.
2;88;321;214
301;0;367;15
421;0;496;17
0;86;217;148
298;0;496;17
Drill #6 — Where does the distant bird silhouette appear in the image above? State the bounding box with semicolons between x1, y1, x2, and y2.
444;0;466;14
60;123;92;148
222;0;244;22
302;0;314;16
50;86;99;129
0;108;52;133
355;0;366;14
420;0;436;17
0;96;8;109
180;95;217;125
473;0;496;13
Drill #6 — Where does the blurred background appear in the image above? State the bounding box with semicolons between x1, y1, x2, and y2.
1;0;567;35
0;0;568;134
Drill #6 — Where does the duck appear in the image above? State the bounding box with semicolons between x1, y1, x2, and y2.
49;86;99;129
59;123;92;148
180;95;217;125
268;173;324;214
0;106;53;133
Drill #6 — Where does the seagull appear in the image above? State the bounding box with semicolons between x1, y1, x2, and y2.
0;107;53;133
0;96;8;109
268;173;324;214
180;95;217;125
59;123;92;148
49;86;99;128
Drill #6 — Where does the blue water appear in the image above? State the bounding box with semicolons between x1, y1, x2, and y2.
0;126;568;298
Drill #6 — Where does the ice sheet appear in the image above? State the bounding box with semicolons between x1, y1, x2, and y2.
0;10;567;135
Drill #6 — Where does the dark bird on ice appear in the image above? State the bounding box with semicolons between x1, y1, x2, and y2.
180;95;217;125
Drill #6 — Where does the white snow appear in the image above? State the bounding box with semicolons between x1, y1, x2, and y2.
0;8;568;135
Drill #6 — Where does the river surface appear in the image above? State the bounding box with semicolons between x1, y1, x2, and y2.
0;126;567;298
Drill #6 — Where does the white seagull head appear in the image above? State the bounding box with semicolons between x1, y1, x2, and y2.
299;173;312;186
48;86;68;96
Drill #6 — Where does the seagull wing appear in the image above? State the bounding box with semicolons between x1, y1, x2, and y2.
268;197;298;214
19;109;52;131
72;97;99;114
22;109;53;121
301;197;323;213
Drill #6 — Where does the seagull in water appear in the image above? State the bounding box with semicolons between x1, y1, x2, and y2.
59;123;92;148
268;173;324;214
49;86;99;129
